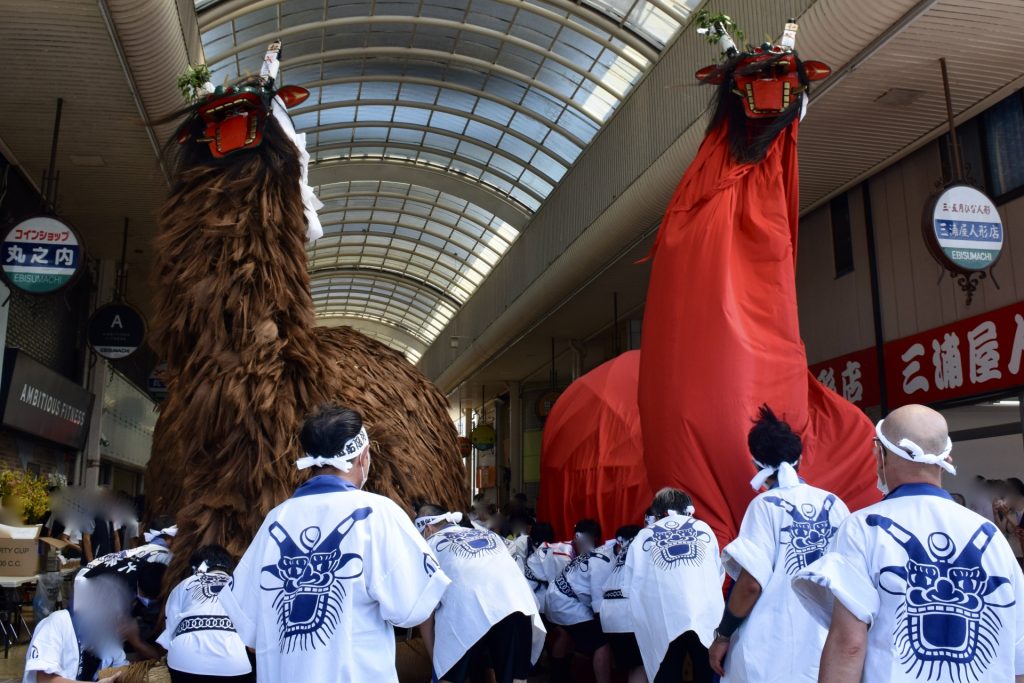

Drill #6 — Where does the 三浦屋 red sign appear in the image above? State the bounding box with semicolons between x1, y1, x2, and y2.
809;300;1024;409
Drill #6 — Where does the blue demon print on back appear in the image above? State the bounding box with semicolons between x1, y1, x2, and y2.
188;572;231;603
434;528;500;558
641;517;711;569
764;494;838;574
260;507;372;653
868;514;1016;682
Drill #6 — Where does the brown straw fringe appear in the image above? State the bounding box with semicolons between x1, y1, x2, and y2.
146;121;466;588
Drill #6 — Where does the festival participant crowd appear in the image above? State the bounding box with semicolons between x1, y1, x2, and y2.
24;403;1024;682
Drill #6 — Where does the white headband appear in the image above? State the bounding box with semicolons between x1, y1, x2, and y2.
271;98;324;242
297;427;369;472
414;511;463;532
751;460;800;491
144;525;178;543
666;506;695;516
875;419;956;475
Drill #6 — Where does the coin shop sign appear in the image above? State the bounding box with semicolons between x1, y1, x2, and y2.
1;216;83;294
88;303;146;360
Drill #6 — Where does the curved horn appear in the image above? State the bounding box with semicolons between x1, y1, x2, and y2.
866;514;931;563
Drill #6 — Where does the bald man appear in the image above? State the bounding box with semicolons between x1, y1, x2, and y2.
793;404;1024;683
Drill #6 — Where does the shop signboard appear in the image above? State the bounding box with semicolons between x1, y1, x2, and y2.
924;184;1003;273
87;303;146;359
471;423;496;451
811;301;1024;410
808;347;880;408
147;363;169;401
0;349;93;449
0;216;83;294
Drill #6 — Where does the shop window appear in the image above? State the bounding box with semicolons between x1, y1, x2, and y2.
982;92;1024;199
831;194;854;278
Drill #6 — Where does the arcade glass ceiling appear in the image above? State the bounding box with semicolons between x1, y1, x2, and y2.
194;0;702;361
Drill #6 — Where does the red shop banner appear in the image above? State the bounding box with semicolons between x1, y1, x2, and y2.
809;347;881;408
810;301;1024;410
884;301;1024;408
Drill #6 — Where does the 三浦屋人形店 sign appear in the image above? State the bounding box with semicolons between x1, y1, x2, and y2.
926;184;1003;272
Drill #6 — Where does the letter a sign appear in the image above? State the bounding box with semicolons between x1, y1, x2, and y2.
87;303;146;359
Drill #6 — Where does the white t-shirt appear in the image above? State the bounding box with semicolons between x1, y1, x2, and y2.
158;571;252;676
794;483;1024;683
219;476;451;683
23;610;127;683
546;544;596;626
428;526;545;676
624;513;724;683
720;483;849;682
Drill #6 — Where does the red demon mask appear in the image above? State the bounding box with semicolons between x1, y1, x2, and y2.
696;47;831;119
181;83;309;158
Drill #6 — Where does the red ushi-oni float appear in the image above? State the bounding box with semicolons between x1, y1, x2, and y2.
540;16;880;545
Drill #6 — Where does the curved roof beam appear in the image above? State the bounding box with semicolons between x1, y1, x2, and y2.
209;18;647;80
307;240;479;302
310;219;496;279
295;100;574;166
316;203;511;257
308;141;548;207
197;0;658;64
282;48;606;127
301;75;589;150
307;121;561;187
309;160;530;229
316;191;512;244
308;265;462;308
314;315;427;356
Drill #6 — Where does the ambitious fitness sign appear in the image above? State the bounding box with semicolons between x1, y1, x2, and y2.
0;349;93;449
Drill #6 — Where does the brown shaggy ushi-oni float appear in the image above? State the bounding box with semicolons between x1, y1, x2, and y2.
146;60;465;584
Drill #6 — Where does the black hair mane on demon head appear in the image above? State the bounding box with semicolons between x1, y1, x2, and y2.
704;51;809;165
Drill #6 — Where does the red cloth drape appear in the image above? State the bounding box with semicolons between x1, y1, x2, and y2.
537;351;653;540
637;118;879;551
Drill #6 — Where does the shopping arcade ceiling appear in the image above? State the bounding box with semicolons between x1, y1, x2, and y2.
195;0;702;361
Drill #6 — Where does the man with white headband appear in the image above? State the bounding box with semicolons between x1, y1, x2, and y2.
219;406;451;683
626;487;723;682
415;503;545;683
710;405;849;682
794;404;1024;682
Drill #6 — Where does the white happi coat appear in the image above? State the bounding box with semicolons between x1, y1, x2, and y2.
525;541;574;615
794;483;1024;683
720;482;849;682
157;571;252;676
589;540;617;616
598;538;635;634
546;543;596;626
219;475;451;683
428;525;546;676
23;610;127;683
625;513;724;682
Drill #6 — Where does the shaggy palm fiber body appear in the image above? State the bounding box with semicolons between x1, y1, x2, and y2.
146;117;465;586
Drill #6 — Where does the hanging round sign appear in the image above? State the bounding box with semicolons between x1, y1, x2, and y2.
471;423;496;451
924;184;1003;273
87;303;146;359
1;216;83;294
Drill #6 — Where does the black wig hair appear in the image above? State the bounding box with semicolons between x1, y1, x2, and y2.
747;404;803;467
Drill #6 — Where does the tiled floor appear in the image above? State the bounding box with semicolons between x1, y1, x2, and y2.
0;643;27;683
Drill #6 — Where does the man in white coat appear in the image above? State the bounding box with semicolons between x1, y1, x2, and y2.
794;404;1024;682
708;405;849;682
416;505;545;683
625;488;724;682
219;406;451;683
